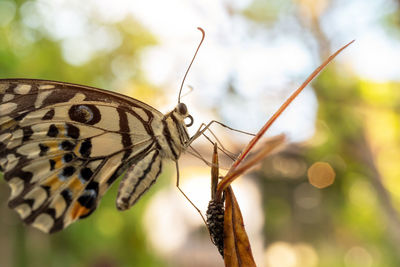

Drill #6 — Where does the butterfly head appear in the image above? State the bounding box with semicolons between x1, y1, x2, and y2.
175;102;193;127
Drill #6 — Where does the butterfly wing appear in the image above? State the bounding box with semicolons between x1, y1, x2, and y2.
0;79;162;233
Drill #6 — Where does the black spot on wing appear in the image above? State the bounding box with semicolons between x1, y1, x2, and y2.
47;124;59;137
41;185;51;196
14;111;28;122
61;166;75;178
61;140;75;151
22;126;33;141
49;159;56;170
77;181;99;219
42;109;55;120
44;208;56;219
39;143;49;156
79;139;92;157
68;105;100;125
50;220;64;233
79;167;93;182
66;123;80;139
50;182;92;233
62;153;74;163
61;189;73;205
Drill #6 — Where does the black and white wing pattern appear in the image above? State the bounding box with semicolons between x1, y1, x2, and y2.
0;79;191;233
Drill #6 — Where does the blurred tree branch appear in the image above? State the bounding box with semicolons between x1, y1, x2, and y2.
353;133;400;250
295;2;400;255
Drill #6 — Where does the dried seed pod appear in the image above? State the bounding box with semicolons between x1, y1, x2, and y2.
206;199;225;256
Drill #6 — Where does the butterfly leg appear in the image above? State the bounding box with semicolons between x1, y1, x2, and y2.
175;161;207;225
200;128;236;161
186;146;214;167
188;121;253;164
189;120;255;151
191;120;255;141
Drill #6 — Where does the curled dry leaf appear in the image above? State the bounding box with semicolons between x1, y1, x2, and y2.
222;136;284;266
223;185;256;267
206;136;285;260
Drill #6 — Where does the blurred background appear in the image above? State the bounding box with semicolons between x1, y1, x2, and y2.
0;0;399;266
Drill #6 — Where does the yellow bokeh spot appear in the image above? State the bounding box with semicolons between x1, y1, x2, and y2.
359;80;395;105
264;241;319;267
295;0;328;18
307;162;335;189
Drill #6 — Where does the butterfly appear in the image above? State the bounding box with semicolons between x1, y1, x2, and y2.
0;28;208;234
0;78;197;233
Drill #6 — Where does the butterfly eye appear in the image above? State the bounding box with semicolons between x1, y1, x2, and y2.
185;115;193;127
177;103;188;115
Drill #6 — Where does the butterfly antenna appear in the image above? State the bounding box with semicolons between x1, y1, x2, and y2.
178;27;205;103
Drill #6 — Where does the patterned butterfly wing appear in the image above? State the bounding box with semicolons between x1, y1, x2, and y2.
0;79;172;233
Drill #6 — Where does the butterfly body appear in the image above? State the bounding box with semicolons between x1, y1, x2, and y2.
0;79;191;233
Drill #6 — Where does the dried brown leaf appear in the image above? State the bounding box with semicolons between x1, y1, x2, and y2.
223;186;257;267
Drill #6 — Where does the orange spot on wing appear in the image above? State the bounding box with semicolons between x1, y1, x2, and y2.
73;146;80;155
42;175;63;191
58;125;66;137
70;202;90;220
68;177;83;192
47;142;58;151
51;155;63;169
